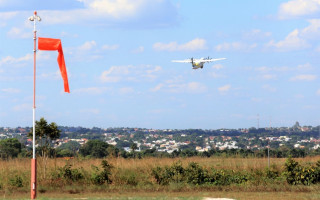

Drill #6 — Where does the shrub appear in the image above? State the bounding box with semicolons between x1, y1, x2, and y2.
283;157;320;185
9;175;23;187
152;161;185;185
230;171;250;184
283;157;300;185
91;160;113;185
265;164;280;179
57;164;83;182
185;162;208;185
207;168;231;185
116;169;138;186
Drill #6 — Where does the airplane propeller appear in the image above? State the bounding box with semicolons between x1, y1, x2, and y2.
191;57;194;64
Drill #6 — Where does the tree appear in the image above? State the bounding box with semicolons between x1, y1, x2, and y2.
28;117;61;155
79;140;112;158
0;138;22;159
130;143;138;152
28;117;61;178
56;141;81;157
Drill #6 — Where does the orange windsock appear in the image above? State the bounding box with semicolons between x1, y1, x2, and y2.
38;37;70;93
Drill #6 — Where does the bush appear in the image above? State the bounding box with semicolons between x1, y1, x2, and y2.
91;160;113;185
151;161;250;186
265;164;280;179
152;161;185;185
57;164;83;182
185;162;207;185
115;169;138;186
207;168;231;185
283;157;320;185
9;175;23;187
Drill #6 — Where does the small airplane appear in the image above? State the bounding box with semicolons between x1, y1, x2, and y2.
172;57;226;69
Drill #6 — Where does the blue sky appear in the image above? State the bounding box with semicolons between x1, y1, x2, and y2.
1;0;320;129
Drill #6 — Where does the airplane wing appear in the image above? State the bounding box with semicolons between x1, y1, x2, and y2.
172;59;192;63
203;58;226;63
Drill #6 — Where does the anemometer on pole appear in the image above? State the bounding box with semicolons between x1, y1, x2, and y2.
28;11;70;199
28;11;41;200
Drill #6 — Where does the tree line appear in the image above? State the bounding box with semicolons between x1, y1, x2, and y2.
1;118;319;160
1;137;318;160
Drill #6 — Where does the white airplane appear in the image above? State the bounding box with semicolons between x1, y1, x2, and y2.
172;57;226;69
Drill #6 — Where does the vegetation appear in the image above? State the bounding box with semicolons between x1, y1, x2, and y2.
0;156;320;198
0;138;22;159
2;120;320;199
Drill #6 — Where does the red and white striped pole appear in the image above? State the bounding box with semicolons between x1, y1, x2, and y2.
28;11;41;200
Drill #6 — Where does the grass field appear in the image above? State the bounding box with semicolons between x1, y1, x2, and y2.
1;156;320;199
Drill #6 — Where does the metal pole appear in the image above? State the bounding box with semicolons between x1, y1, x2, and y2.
268;140;270;169
29;11;40;200
33;12;36;161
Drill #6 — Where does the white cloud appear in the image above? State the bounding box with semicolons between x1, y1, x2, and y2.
73;87;110;95
38;69;70;81
100;66;130;83
317;89;320;95
13;103;31;112
251;97;263;102
7;27;31;39
100;65;162;83
119;87;134;95
297;63;313;70
209;72;226;79
215;42;257;52
255;65;311;72
243;29;272;40
169;82;207;93
79;41;97;51
295;94;305;99
262;84;277;92
261;74;277;80
185;82;207;93
300;19;320;39
266;29;310;51
150;83;164;92
151;81;207;94
85;0;142;18
0;54;32;67
0;11;17;27
27;0;178;28
153;38;207;52
60;31;79;38
1;88;20;93
253;68;278;80
102;44;119;50
132;46;144;53
279;0;320;19
212;64;224;70
266;19;320;52
0;0;7;6
218;84;231;93
290;74;317;81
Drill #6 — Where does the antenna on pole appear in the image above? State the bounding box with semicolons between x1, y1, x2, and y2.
29;10;41;200
257;114;260;129
267;116;271;169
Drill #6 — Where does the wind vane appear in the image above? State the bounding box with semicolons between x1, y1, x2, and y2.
28;11;41;200
28;11;70;199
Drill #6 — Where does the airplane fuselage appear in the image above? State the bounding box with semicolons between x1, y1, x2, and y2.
172;57;225;70
192;62;204;69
